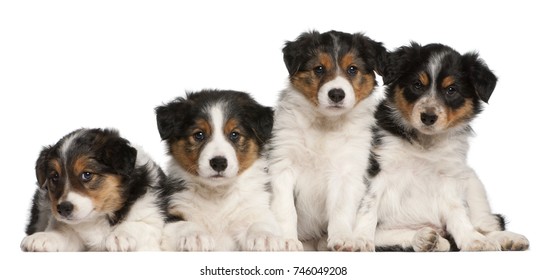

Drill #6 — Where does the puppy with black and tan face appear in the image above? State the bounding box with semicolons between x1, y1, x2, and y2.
355;43;530;252
269;30;388;251
21;128;166;252
157;90;283;251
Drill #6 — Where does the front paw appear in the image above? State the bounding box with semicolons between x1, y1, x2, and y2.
245;233;283;251
280;238;303;251
327;236;365;252
412;227;450;252
21;232;66;252
488;231;529;251
460;233;501;251
175;233;215;251
105;231;137;252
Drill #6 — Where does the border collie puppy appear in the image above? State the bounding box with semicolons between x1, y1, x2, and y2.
268;30;387;251
156;90;282;251
21;128;166;251
356;43;530;251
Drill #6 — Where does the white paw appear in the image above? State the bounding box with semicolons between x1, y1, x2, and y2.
280;238;303;251
488;231;529;251
328;236;361;252
245;233;283;251
175;233;215;251
21;232;66;252
353;237;375;252
460;233;501;251
412;227;450;252
105;231;137;252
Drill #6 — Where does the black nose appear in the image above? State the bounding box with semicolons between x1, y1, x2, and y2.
210;156;228;172
328;88;345;103
420;112;438;126
57;201;74;217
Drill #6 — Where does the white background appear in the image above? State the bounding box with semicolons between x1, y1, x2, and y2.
1;0;544;279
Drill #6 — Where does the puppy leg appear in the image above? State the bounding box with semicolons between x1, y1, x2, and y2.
243;222;284;252
161;221;214;251
464;170;505;233
375;228;450;252
270;164;302;251
21;222;84;252
487;231;529;251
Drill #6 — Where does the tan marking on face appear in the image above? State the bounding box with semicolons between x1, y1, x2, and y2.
236;138;259;174
339;52;376;103
170;118;211;176
90;174;124;213
290;52;335;106
419;72;430;87
441;76;455;88
446;99;474;128
72;156;90;176
393;86;415;122
223;118;238;136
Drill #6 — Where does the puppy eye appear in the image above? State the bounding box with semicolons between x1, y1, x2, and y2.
446;86;457;96
81;172;93;182
193;131;205;142
347;66;358;76
413;81;424;90
314;65;325;75
49;172;59;183
229;131;240;142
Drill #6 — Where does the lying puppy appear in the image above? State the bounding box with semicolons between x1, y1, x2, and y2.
157;90;282;251
356;43;529;251
21;128;166;251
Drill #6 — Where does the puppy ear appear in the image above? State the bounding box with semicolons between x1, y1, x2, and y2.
283;31;319;76
355;34;389;78
462;52;498;103
35;146;53;188
245;105;274;146
155;98;190;140
382;42;421;85
99;136;137;177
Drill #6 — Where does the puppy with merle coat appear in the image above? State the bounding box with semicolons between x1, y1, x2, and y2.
157;90;283;251
21;128;166;251
355;43;529;251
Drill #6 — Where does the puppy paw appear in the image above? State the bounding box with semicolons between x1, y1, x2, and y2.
412;227;450;252
353;237;375;252
245;233;283;251
328;236;360;252
177;233;215;251
460;234;501;251
21;232;66;252
105;231;137;252
488;231;529;251
280;238;303;251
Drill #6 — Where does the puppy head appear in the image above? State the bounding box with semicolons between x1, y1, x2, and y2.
35;128;136;224
383;42;497;135
283;30;387;116
156;90;273;187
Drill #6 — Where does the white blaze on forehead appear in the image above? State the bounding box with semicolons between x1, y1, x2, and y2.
197;103;239;180
427;52;448;91
59;129;85;160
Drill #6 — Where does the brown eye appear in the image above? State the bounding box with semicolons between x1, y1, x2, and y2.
193;131;205;142
446;86;457;96
229;131;240;142
413;81;424;90
50;172;59;182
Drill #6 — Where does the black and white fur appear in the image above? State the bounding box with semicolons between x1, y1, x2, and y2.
21;128;166;251
156;90;282;251
356;43;530;251
268;30;388;251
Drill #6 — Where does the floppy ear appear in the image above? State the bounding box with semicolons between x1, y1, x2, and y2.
462;52;497;103
245;105;274;146
381;42;421;85
155;98;191;140
355;34;389;78
35;146;53;189
99;137;137;177
283;31;319;76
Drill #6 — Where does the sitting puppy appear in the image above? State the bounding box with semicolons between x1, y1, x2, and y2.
156;90;282;251
356;43;530;251
268;30;388;251
21;128;166;251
